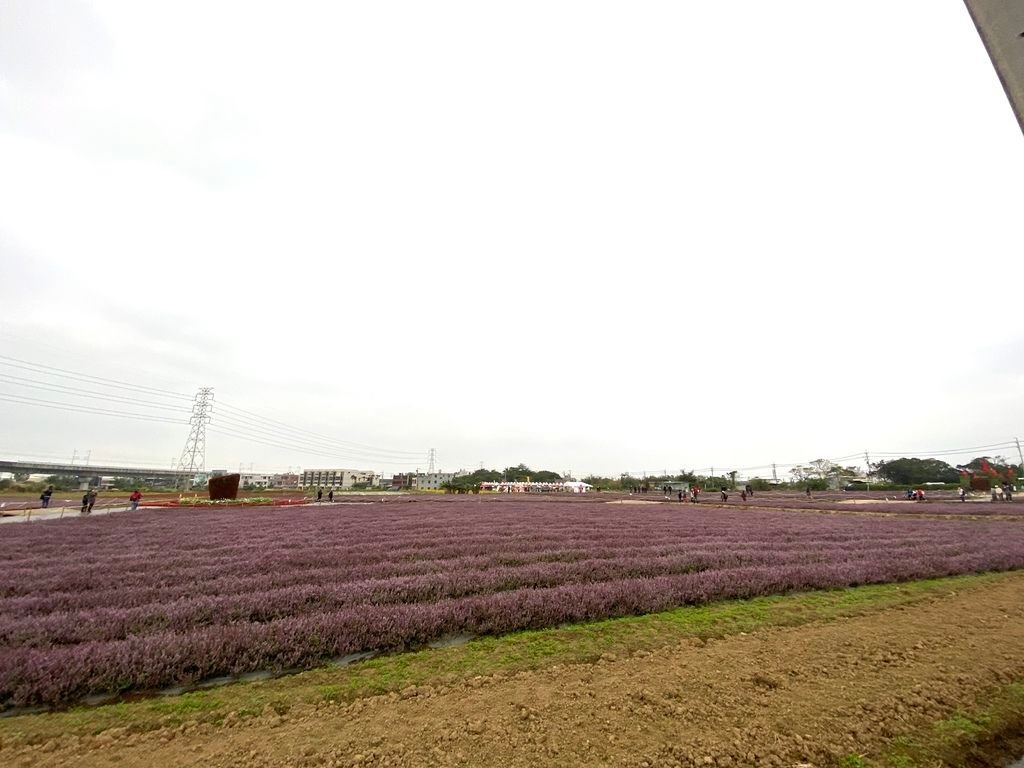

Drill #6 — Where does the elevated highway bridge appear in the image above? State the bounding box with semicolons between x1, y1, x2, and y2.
0;459;190;483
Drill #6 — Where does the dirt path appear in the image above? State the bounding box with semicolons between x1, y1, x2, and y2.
7;574;1024;768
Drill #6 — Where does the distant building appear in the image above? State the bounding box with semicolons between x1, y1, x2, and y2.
301;468;377;489
413;471;468;491
391;473;415;490
240;472;274;489
272;472;300;489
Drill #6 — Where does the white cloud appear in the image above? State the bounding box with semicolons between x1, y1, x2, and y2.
1;1;1022;476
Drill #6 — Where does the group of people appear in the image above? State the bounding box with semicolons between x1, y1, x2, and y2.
80;489;98;515
675;487;701;503
664;483;758;504
991;483;1014;502
38;487;144;515
904;488;927;501
315;487;335;503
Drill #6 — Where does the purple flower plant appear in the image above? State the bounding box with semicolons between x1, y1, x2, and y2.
0;499;1022;708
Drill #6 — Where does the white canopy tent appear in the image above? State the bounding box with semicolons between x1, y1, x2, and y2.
562;481;593;494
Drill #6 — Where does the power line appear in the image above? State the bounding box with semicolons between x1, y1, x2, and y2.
209;423;423;466
208;411;424;462
0;373;194;413
210;411;422;459
0;393;190;425
207;426;423;467
865;442;1016;457
216;400;423;457
0;355;193;401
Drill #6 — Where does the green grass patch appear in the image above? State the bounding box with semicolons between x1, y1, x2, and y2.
0;570;1016;748
877;681;1024;767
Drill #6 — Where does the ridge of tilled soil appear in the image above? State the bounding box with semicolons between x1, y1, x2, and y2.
4;574;1024;768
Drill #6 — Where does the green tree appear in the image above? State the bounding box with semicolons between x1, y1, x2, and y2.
464;468;503;483
442;475;479;493
503;464;533;482
875;458;959;485
44;475;79;491
619;473;641;490
532;470;562;482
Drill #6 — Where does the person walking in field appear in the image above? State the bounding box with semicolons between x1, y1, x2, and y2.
959;486;967;502
87;489;98;514
806;486;812;499
741;489;747;502
129;489;142;511
328;488;334;502
720;488;729;502
81;492;89;515
40;486;53;509
316;487;323;503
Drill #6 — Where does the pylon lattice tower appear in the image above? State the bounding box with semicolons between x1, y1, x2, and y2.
427;448;436;474
177;387;214;489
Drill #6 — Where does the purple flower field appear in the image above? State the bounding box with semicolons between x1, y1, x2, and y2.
2;498;1024;709
705;495;1024;517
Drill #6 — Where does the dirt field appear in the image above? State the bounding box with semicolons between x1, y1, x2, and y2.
3;572;1023;768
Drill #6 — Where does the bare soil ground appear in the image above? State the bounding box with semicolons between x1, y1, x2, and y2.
4;573;1024;768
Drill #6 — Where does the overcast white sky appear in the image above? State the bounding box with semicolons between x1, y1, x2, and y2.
1;1;1022;478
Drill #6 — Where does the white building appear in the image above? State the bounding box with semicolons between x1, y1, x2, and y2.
240;472;274;489
301;468;377;489
413;471;468;490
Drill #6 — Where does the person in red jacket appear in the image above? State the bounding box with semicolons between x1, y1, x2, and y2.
129;489;142;511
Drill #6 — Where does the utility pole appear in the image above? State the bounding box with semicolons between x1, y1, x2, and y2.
1016;437;1023;475
771;463;778;482
177;387;213;490
427;448;436;474
71;449;78;466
